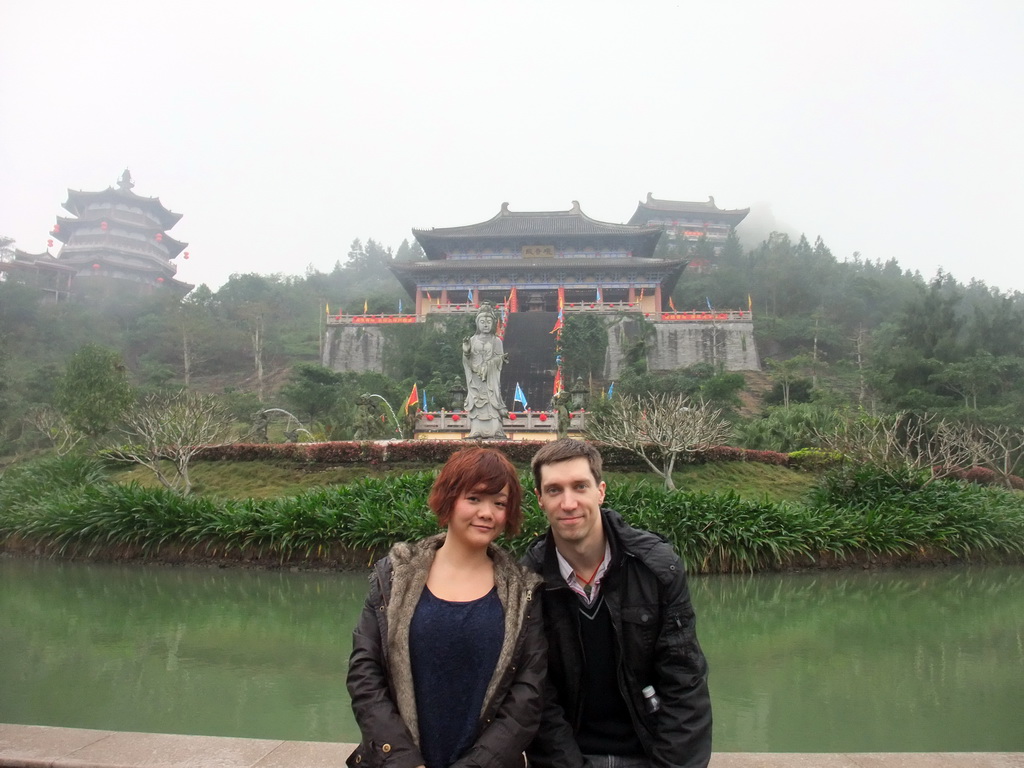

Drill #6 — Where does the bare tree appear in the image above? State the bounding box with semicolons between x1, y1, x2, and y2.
972;425;1024;488
118;391;234;495
585;393;732;490
815;411;974;484
27;407;86;456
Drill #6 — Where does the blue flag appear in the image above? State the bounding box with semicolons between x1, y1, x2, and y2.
467;288;475;304
607;381;614;399
398;298;403;314
706;296;713;311
513;383;528;410
422;388;428;411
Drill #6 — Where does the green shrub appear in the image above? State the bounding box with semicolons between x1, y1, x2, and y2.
3;457;1023;572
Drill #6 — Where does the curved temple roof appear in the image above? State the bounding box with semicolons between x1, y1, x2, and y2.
628;192;749;226
62;186;184;230
413;201;663;260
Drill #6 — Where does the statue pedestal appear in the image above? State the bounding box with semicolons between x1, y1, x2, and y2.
412;410;586;441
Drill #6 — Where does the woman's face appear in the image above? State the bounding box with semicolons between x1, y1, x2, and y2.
477;313;495;333
446;483;508;548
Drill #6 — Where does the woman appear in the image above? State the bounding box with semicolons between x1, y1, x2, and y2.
346;447;545;768
462;303;509;439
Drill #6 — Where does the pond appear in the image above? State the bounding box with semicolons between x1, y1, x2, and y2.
1;557;1021;752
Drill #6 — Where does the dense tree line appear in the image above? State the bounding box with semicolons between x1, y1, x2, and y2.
3;227;1024;457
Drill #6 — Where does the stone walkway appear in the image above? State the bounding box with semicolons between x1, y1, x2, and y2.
1;724;1021;767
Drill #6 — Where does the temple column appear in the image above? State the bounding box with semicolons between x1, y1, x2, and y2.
654;284;663;313
628;285;636;304
441;288;449;306
415;288;423;316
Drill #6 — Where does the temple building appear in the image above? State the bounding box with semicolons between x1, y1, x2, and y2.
628;193;749;271
324;200;759;405
1;171;193;299
0;250;76;303
394;201;681;315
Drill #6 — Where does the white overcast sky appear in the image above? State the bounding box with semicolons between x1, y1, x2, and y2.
2;1;1023;294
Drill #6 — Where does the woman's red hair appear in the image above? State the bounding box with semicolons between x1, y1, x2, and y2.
428;447;523;535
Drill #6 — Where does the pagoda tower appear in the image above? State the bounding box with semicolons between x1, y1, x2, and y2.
49;170;193;296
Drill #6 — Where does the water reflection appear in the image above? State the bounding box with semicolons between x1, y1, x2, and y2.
1;558;1022;750
691;567;1024;751
0;558;368;742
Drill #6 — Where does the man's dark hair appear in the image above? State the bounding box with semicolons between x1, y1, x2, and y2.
530;437;603;490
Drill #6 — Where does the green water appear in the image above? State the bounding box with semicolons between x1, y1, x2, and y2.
1;557;1022;751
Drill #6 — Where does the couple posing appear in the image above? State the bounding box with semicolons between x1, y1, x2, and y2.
346;438;712;768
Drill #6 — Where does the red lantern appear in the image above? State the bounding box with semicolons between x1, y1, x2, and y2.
100;221;108;230
156;277;164;283
47;239;54;247
183;252;190;259
539;413;548;422
426;414;435;421
92;263;100;269
452;414;460;422
509;413;517;421
53;224;60;233
155;233;163;242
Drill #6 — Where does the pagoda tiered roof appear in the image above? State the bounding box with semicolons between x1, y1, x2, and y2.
628;193;749;227
413;201;663;260
52;216;188;258
62;186;184;230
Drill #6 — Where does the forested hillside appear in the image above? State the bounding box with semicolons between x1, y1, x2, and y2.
3;230;1024;455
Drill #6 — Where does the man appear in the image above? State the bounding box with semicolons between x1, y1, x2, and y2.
522;438;711;768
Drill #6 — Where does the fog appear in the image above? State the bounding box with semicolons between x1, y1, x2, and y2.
2;1;1022;292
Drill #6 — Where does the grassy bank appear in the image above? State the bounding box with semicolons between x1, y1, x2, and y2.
2;456;1023;573
105;457;818;503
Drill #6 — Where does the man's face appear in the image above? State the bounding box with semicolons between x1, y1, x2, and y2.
535;457;606;549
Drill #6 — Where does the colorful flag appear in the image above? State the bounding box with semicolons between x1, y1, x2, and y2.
467;288;475;305
639;287;645;302
325;302;330;315
513;383;528;410
553;369;563;396
422;388;428;411
558;286;565;310
669;297;676;311
706;296;713;311
596;286;602;303
363;299;368;314
748;294;753;313
509;285;519;313
398;298;403;314
403;383;419;415
426;291;432;301
607;381;614;399
550;311;563;334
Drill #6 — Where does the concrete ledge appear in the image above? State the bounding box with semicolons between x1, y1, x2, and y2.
1;725;1021;768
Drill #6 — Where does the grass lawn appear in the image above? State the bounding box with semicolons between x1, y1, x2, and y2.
109;458;819;503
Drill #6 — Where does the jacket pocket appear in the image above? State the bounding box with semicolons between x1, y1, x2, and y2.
346;742;383;767
619;603;659;657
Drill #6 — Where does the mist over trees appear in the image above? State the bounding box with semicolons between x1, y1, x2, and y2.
3;227;1024;457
